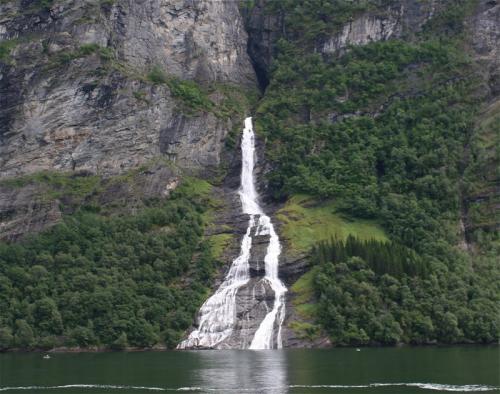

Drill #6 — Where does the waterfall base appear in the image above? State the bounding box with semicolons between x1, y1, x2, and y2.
178;117;287;350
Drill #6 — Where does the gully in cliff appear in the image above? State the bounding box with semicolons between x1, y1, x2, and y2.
178;118;287;350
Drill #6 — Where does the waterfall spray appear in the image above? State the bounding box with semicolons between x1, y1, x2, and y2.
178;117;287;349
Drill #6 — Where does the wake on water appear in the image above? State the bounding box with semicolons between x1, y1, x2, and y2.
0;383;498;392
5;127;495;394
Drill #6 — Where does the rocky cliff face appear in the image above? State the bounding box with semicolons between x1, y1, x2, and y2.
0;0;257;241
471;0;500;98
1;0;498;349
321;0;443;54
243;0;449;83
464;0;499;241
0;0;256;178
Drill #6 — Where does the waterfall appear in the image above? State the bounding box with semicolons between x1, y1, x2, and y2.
178;117;287;350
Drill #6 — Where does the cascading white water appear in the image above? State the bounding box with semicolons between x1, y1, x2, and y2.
248;213;287;350
178;117;287;349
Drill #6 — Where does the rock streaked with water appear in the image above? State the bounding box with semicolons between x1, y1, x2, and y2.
178;117;287;349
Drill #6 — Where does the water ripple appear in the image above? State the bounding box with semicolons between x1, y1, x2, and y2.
0;383;498;392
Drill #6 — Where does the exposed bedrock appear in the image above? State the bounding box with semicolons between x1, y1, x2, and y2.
243;0;447;83
0;0;256;178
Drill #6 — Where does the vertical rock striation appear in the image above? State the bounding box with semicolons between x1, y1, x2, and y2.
0;0;257;241
0;0;256;178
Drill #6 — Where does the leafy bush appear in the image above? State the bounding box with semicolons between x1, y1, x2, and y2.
0;39;17;63
50;44;115;67
167;78;214;113
147;66;168;85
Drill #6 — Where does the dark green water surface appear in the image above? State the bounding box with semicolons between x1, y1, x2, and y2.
0;347;498;393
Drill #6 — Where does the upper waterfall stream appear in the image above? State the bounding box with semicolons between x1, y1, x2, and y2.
178;117;287;350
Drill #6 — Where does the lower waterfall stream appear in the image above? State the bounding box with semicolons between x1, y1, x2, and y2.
178;117;287;350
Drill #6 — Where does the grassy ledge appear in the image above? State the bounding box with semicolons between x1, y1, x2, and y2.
277;194;388;254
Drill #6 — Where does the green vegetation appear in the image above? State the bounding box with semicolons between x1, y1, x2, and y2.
312;236;427;278
0;171;101;200
147;66;257;119
0;174;219;350
277;195;387;253
49;44;115;67
257;0;498;345
288;267;322;341
0;39;17;63
259;0;373;44
463;101;500;240
289;320;321;341
147;66;169;85
167;78;214;114
209;233;233;260
315;252;497;345
290;267;319;319
147;67;213;113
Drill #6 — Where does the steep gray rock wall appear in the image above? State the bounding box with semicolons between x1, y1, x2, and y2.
244;0;446;79
321;1;445;54
241;0;282;88
0;0;256;178
471;0;500;97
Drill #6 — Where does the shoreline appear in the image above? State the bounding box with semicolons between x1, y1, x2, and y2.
1;342;498;354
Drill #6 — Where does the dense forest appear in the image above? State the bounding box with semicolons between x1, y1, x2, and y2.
0;175;217;350
313;237;497;344
253;0;499;344
0;0;497;350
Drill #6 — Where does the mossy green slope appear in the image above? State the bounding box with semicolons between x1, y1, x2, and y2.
277;195;387;254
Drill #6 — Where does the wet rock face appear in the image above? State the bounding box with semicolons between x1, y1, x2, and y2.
248;230;269;278
184;206;281;350
222;278;275;349
241;0;282;89
0;0;256;178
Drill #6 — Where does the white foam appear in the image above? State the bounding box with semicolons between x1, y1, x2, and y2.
178;117;287;349
1;382;497;392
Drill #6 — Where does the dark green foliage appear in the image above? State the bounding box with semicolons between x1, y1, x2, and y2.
146;67;214;113
111;332;128;350
0;327;13;350
257;0;498;345
50;44;114;67
13;320;35;348
312;236;427;278
0;180;217;350
264;0;374;45
0;171;101;200
315;255;498;345
0;39;17;63
258;38;474;220
147;66;168;85
166;78;214;113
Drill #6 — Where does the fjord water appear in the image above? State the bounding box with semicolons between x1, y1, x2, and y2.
179;117;287;349
1;347;498;393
